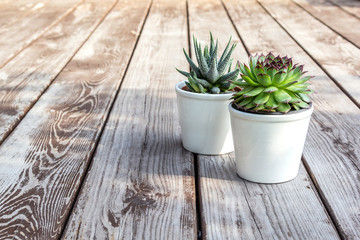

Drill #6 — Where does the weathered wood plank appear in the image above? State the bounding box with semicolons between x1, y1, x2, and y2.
0;0;158;239
224;0;360;238
189;0;340;239
258;0;360;106
198;155;340;239
62;0;197;239
0;0;81;68
0;0;116;146
291;0;360;48
0;0;45;28
328;0;360;18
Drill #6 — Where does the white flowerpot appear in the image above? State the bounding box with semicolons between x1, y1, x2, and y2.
175;81;233;155
228;103;314;183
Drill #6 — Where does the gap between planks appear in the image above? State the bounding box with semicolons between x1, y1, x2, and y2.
223;0;360;238
0;0;83;69
58;0;151;236
0;0;118;147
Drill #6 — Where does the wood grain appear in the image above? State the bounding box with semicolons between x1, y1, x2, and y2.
0;0;156;238
258;0;360;106
327;0;360;18
0;0;116;146
62;0;197;239
0;0;47;29
189;0;339;238
291;0;360;48
198;155;340;239
223;0;360;238
0;0;81;68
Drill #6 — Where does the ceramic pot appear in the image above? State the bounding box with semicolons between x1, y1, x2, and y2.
228;103;313;183
175;81;233;155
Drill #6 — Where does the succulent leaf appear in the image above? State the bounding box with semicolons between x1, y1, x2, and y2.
237;96;254;106
257;73;272;86
297;92;311;103
218;43;236;75
176;68;190;77
254;92;270;105
273;71;287;85
244;86;265;98
294;101;310;109
274;89;292;103
265;93;279;109
207;54;219;83
217;68;240;84
211;86;220;94
263;86;278;93
277;103;291;113
240;75;260;86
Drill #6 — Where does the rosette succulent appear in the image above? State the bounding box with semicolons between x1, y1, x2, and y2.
232;53;313;113
176;33;239;94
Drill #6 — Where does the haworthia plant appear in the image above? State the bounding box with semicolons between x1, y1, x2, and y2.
176;33;239;94
232;52;313;113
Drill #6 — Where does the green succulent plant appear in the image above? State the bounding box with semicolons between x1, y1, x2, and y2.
231;52;313;113
176;33;239;94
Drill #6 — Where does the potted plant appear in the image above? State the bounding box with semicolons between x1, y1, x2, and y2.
175;33;239;155
229;53;314;183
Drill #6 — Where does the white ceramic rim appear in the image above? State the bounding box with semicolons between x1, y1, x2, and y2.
228;102;314;122
175;81;233;101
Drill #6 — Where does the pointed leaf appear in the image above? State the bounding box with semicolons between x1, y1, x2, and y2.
219;81;231;91
297;92;311;103
206;55;219;83
233;86;255;97
193;76;212;89
244;102;256;110
274;89;292;103
188;74;200;92
217;68;239;83
254;65;264;76
210;86;220;94
232;80;249;87
263;86;278;93
209;32;215;56
241;75;260;86
249;55;259;77
218;36;232;66
266;66;277;79
297;76;313;84
182;49;202;78
277;103;291;113
244;64;256;79
265;93;279;109
286;90;302;103
254;104;266;111
294;101;310;109
257;73;272;86
237;96;254;106
176;68;190;77
286;84;309;92
244;86;265;97
204;46;211;65
218;43;236;75
273;71;287;86
254;92;270;105
185;82;196;92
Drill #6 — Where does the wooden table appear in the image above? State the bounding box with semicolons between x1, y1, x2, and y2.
0;0;359;239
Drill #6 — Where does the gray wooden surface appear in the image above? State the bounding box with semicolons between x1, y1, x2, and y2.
0;0;359;239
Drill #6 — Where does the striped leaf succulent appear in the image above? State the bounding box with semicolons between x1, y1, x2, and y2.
232;53;313;113
176;33;239;94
